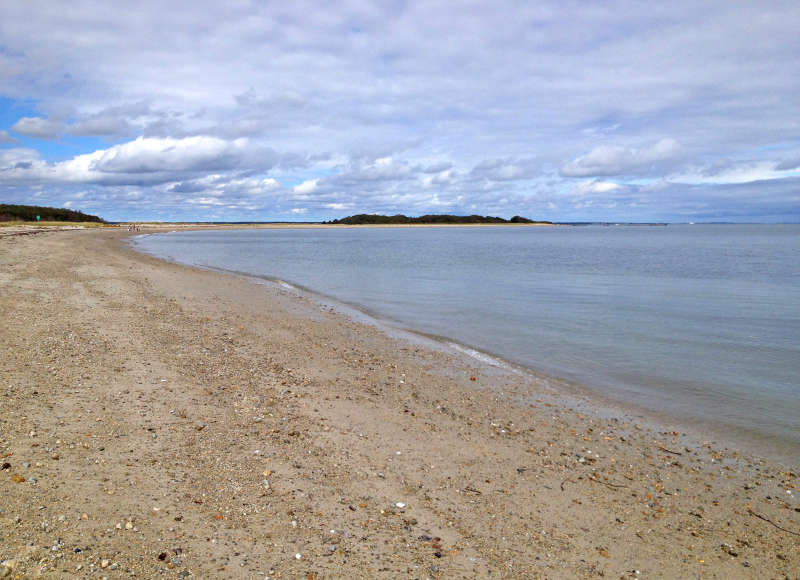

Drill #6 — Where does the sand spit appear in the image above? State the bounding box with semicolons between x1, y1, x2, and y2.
1;229;797;579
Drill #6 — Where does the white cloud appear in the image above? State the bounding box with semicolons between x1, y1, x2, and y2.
421;169;457;188
290;207;307;214
470;157;539;181
70;116;132;137
422;161;453;174
331;156;416;183
165;174;281;198
225;176;280;195
0;147;41;168
561;139;681;177
258;177;280;191
80;136;249;174
186;197;226;206
68;101;153;137
574;180;623;195
0;136;275;189
11;117;64;140
673;161;797;185
0;130;19;144
292;178;319;195
776;157;800;171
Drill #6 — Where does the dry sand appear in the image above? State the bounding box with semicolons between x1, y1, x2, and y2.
1;228;798;579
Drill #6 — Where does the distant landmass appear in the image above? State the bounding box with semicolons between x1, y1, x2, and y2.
0;204;105;223
326;214;551;225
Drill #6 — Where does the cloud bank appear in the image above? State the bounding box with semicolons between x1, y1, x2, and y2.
1;1;799;222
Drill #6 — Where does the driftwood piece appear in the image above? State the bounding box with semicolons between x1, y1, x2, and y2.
748;509;800;537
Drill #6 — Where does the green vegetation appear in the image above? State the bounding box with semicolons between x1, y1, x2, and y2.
0;204;105;223
326;214;550;225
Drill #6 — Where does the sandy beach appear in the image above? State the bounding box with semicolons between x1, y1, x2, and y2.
1;228;798;579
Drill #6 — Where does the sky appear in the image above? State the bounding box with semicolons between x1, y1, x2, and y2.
1;1;799;223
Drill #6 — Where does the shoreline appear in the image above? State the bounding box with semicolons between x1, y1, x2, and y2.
128;222;560;230
130;228;800;467
1;228;797;578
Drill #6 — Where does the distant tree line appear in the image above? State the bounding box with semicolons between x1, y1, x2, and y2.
0;204;105;223
325;214;550;225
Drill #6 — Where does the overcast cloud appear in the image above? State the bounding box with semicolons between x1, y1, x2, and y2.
1;1;799;221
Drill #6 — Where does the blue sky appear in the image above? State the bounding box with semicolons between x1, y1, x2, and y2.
1;1;799;222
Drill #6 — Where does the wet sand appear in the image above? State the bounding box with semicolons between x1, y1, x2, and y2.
1;228;797;578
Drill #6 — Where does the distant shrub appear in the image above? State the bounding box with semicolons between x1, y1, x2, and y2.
0;204;105;223
326;213;550;225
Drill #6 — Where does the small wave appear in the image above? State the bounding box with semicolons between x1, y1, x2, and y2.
447;342;509;369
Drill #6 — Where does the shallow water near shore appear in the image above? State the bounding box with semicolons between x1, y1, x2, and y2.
132;224;800;457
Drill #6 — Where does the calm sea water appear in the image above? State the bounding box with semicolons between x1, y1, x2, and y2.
132;225;800;456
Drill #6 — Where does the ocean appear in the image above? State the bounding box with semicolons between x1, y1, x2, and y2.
131;224;800;458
